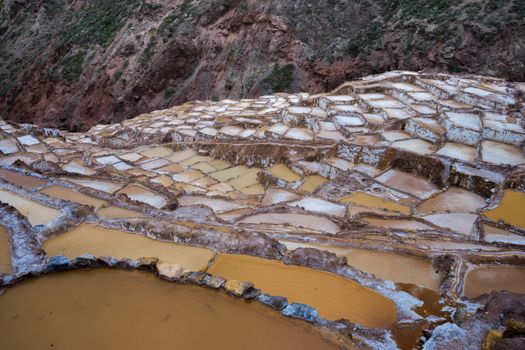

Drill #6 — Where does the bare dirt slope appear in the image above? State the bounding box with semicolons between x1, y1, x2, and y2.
1;0;524;130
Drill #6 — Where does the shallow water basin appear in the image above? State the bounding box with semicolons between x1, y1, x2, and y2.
210;165;250;182
298;175;328;192
483;190;525;230
340;192;411;215
464;266;525;298
268;164;301;182
0;226;11;274
40;186;106;209
0;269;341;350
208;254;397;329
226;168;261;192
281;241;441;291
0;189;61;226
43;223;214;272
0;169;46;189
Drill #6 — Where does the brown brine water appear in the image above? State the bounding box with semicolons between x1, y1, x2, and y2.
43;223;214;272
0;226;11;274
483;190;525;230
0;269;343;350
281;240;441;291
463;266;525;298
0;169;46;189
0;189;62;226
40;185;106;208
208;254;396;329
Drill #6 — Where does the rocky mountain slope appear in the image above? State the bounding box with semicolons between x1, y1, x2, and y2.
1;0;524;130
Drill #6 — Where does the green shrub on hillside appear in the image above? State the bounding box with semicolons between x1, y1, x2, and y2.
60;0;141;48
264;64;295;92
59;51;86;83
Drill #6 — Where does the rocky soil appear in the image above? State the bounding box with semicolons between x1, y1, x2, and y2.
1;0;524;130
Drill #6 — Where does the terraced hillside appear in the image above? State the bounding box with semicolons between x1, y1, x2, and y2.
0;71;524;349
0;0;523;130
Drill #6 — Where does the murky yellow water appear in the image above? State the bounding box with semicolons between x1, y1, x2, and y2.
43;223;214;272
299;175;328;192
0;269;342;350
227;168;261;192
393;283;450;350
483;190;525;229
190;161;217;174
210;165;250;182
40;186;106;209
268;164;302;182
281;241;441;290
96;206;146;219
0;226;11;274
0;189;62;226
463;266;525;298
0;169;46;189
340;192;411;215
208;254;397;329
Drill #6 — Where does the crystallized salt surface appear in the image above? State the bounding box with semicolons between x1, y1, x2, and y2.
391;138;435;155
445;112;481;131
239;213;341;234
436;142;477;162
481;140;525;166
268;123;289;135
17;135;40;146
376;169;438;199
261;188;300;206
423;213;478;236
62;161;96;175
285;128;314;141
178;196;246;213
288;197;346;217
96;155;121;165
0;138;18;154
335;116;364;126
68;178;124;194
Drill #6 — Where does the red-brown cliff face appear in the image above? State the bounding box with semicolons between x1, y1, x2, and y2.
1;0;524;131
